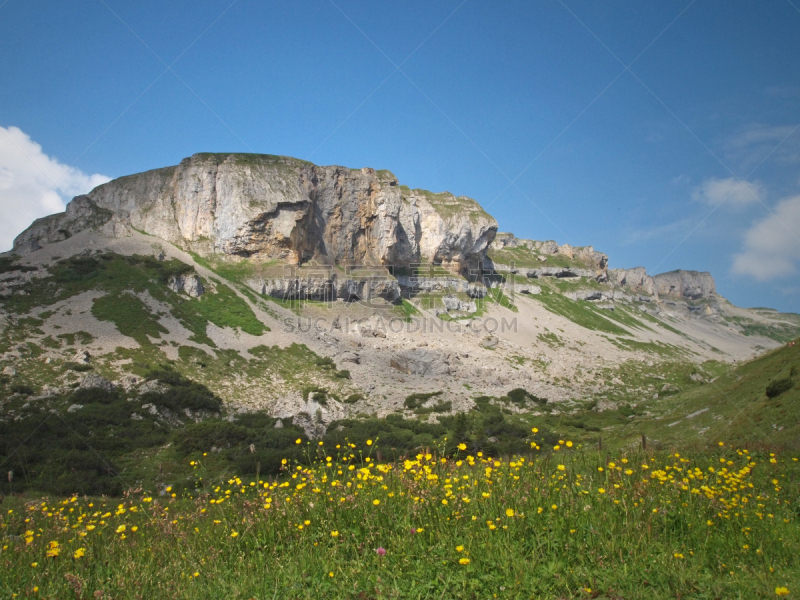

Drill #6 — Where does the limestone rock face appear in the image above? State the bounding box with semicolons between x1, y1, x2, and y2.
168;273;205;297
395;275;486;298
653;270;716;300
245;275;400;303
565;289;615;302
13;196;113;256
15;154;498;273
489;233;607;270
609;267;658;297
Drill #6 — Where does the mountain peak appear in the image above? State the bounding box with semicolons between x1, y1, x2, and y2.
14;153;498;275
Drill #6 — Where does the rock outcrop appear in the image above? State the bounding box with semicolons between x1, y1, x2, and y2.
168;273;205;297
442;296;477;313
653;270;716;301
609;267;658;297
14;154;498;274
395;275;487;298
487;261;598;279
13;196;112;256
565;289;616;302
389;348;452;376
245;274;400;303
490;233;608;270
79;374;115;392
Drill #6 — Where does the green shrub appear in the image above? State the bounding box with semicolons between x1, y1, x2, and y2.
303;387;329;405
334;369;351;379
0;257;37;274
142;367;223;412
92;292;169;346
52;255;102;283
64;361;93;372
314;357;335;369
563;418;601;432
766;377;793;398
69;387;119;405
404;391;442;409
415;401;452;415
618;404;643;418
505;387;548;406
323;416;446;458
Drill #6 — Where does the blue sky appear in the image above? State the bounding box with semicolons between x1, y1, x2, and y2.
1;0;799;311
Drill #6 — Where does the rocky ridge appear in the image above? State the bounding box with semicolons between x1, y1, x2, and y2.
4;152;800;436
15;154;498;276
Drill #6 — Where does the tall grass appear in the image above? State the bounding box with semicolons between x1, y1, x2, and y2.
2;439;798;599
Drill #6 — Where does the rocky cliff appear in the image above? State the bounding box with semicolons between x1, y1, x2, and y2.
609;267;658;297
12;153;723;307
653;270;716;301
490;232;608;270
14;153;498;274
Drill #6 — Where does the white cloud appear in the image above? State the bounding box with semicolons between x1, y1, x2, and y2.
724;123;800;169
732;195;800;281
0;126;110;252
692;177;765;208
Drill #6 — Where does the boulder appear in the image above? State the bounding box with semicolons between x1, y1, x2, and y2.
442;296;476;312
337;351;361;364
168;273;205;297
480;335;499;349
389;349;451;376
79;374;115;392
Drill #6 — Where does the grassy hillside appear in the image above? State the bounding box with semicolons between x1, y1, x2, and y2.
524;338;799;452
633;338;800;448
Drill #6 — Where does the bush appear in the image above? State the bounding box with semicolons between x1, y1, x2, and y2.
174;420;250;455
334;369;351;379
314;357;335;369
64;362;93;372
69;387;119;405
618;404;642;418
303;387;329;405
52;255;102;283
404;391;442;410
141;367;223;413
10;383;33;396
415;401;452;415
0;257;37;274
505;388;547;406
766;377;793;399
323;416;446;458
